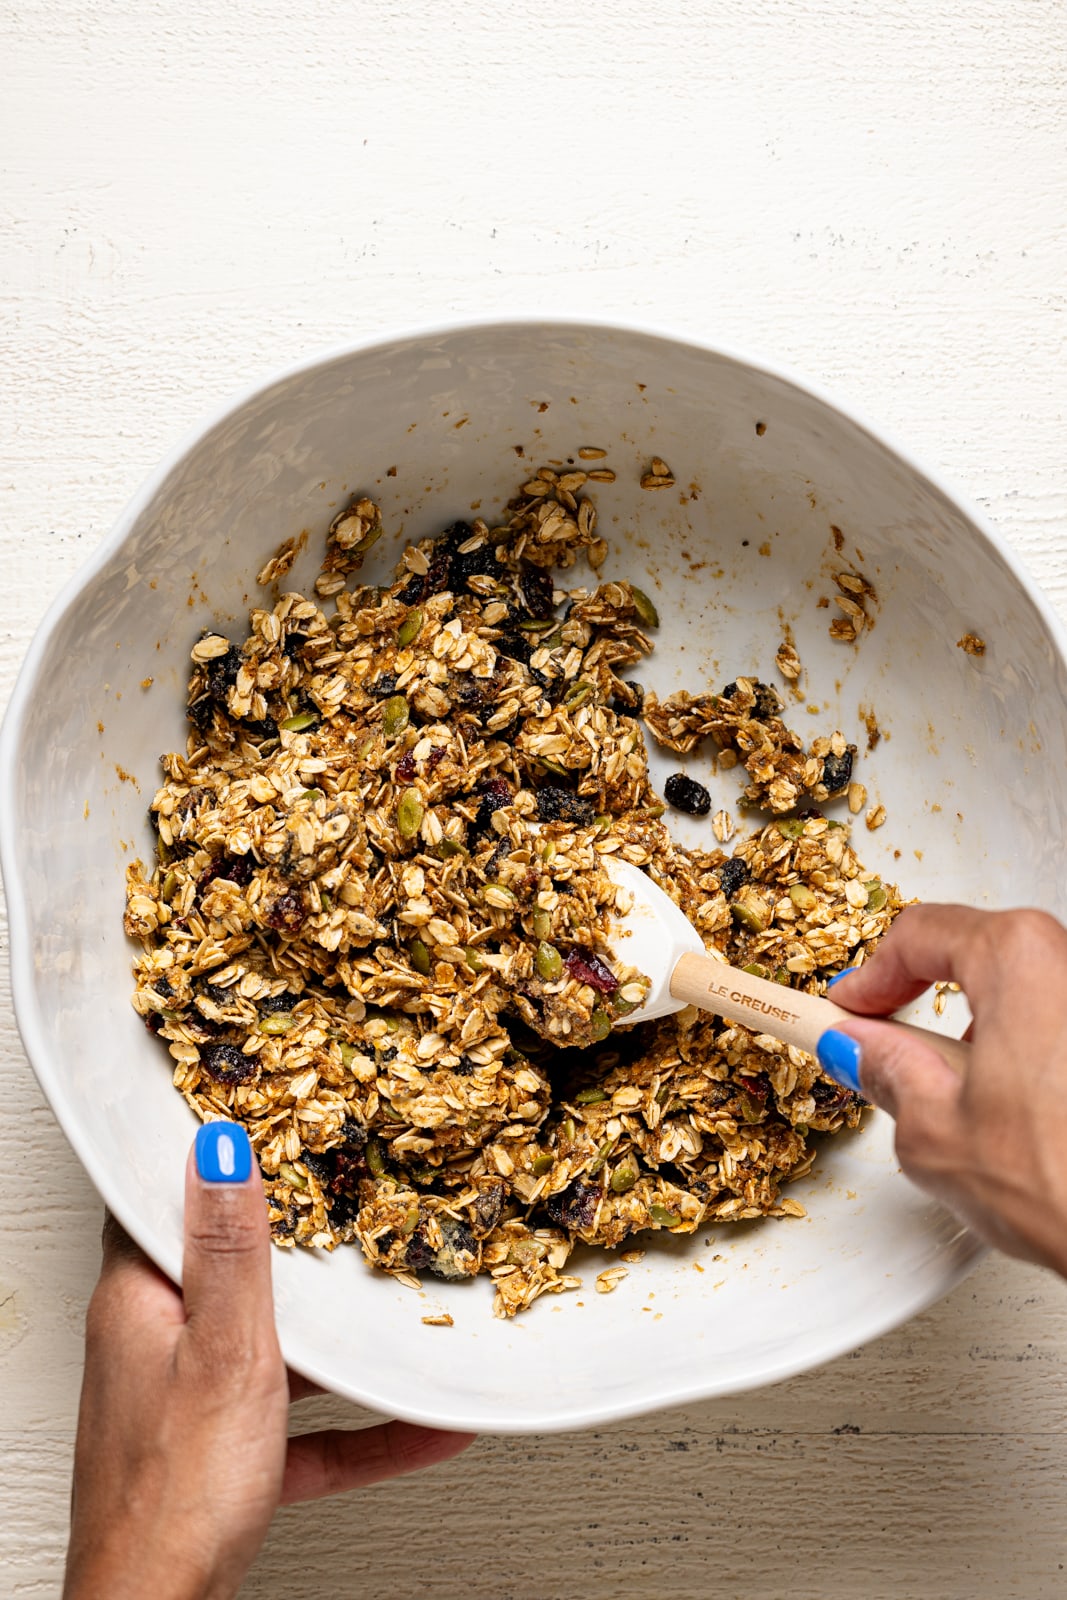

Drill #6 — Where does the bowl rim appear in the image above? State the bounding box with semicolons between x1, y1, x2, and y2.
3;312;1034;1430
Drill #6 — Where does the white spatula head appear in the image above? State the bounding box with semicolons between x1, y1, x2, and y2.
600;855;710;1022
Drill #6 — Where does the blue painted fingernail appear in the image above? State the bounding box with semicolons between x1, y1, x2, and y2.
816;1029;863;1093
195;1121;252;1184
826;966;857;990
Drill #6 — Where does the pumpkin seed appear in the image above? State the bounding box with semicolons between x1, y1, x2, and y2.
742;961;771;979
280;710;318;732
381;694;410;738
611;1164;637;1193
365;1137;386;1177
789;883;817;912
589;1008;612;1042
535;941;563;981
436;837;466;858
588;1137;617;1177
531;1153;554;1176
650;1203;680;1227
397;788;424;837
630;586;660;628
400;1206;420;1236
258;1012;295;1035
396;608;424;647
575;1087;608;1105
464;946;486;974
338;1042;357;1067
777;818;806;839
561;680;594;710
278;1161;308;1191
866;881;887;911
532;908;552;940
410;939;431;975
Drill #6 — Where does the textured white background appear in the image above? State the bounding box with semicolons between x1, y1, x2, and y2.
3;2;1067;1595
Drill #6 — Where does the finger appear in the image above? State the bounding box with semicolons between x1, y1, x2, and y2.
836;1015;963;1124
281;1422;476;1504
182;1121;276;1347
92;1209;184;1331
827;903;1004;1017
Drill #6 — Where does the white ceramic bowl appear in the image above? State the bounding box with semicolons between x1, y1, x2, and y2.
5;319;1066;1433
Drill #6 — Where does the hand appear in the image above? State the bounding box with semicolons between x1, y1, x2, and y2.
823;904;1067;1277
64;1122;474;1600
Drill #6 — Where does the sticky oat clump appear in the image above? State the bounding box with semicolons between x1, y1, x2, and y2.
125;463;903;1317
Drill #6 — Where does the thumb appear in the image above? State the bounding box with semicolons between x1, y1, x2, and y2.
183;1121;277;1351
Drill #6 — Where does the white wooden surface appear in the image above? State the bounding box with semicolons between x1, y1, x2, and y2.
3;2;1067;1594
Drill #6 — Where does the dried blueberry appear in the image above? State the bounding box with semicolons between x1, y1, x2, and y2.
664;773;712;816
340;1118;367;1150
717;857;750;898
369;672;399;699
300;1148;335;1182
518;564;556;620
282;631;308;660
822;748;854;793
199;1043;256;1086
535;787;594;825
195;978;231;1006
451;541;503;592
454;1057;477;1077
327;1190;360;1228
545;1178;601;1232
430;1218;479;1280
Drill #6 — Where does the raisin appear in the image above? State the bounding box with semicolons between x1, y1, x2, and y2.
519;564;556;619
812;1078;854;1108
154;974;175;999
822;748;854;793
265;890;306;933
611;679;645;717
545;1178;601;1232
451;541;503;592
472;777;512;835
424;546;453;596
327;1190;360;1228
563;947;618;994
471;1182;506;1238
426;745;447;772
440;520;474;548
395;752;416;783
717;858;749;898
144;1012;163;1035
199;1043;256;1085
664;773;712;816
258;991;295;1015
453;676;485;712
340;1119;367;1150
535;787;594;825
206;645;242;702
240;716;279;742
397;573;426;605
497;631;533;668
187;694;215;732
195;978;231;1006
282;631;308;660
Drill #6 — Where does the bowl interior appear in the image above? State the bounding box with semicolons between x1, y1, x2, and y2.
8;321;1061;1430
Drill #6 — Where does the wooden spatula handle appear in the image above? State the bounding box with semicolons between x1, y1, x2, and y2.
669;950;970;1077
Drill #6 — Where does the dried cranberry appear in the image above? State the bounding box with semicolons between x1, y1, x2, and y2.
563;947;618;994
199;1043;256;1085
717;858;749;899
737;1074;770;1100
664;773;712;816
395;752;417;783
519;564;556;620
220;854;255;887
545;1178;601;1232
535;786;593;825
265;891;306;933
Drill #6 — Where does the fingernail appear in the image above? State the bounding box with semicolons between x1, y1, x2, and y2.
195;1120;252;1184
826;966;857;990
816;1028;863;1093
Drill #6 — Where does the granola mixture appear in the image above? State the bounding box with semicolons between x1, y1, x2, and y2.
125;465;903;1318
